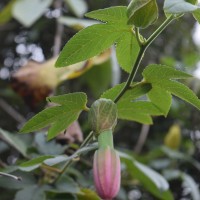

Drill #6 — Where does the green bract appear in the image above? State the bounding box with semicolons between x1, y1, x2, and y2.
88;98;117;134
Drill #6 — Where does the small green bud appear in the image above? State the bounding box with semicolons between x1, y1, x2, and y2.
89;98;117;134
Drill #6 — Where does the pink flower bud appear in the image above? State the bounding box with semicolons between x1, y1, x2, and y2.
93;147;121;200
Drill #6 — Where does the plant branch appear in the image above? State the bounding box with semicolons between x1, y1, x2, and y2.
114;15;174;103
54;15;175;183
53;131;94;183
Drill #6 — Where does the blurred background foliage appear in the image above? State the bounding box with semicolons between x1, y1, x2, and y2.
0;0;200;199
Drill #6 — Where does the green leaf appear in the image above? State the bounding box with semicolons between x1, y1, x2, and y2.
117;101;162;124
47;112;80;140
55;24;124;67
120;152;173;200
119;111;153;124
101;82;151;101
19;155;54;171
164;0;198;14
47;92;87;106
14;185;46;200
0;128;27;157
161;80;200;110
116;32;140;73
85;6;128;25
143;64;200;111
127;0;158;28
102;82;153;123
20;93;87;140
12;0;53;27
193;9;200;23
148;86;172;116
143;64;192;83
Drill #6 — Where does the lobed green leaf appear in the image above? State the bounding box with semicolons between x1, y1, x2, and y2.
148;85;172;116
55;24;125;67
143;64;192;83
85;6;128;25
116;32;140;73
20;93;87;140
161;80;200;110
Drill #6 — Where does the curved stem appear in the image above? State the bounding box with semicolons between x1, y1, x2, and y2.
53;131;94;183
114;15;174;103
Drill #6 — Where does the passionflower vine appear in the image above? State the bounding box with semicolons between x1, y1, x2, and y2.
89;99;121;200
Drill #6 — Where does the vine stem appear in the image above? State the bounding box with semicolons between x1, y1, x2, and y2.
54;15;175;183
53;131;93;183
114;15;174;103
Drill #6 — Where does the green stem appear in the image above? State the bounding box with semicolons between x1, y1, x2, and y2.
53;131;93;183
98;130;113;149
114;15;174;103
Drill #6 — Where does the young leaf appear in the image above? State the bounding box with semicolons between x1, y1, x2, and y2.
164;0;198;14
20;93;87;140
127;0;158;28
148;85;172;116
116;32;140;73
55;24;124;67
85;6;128;25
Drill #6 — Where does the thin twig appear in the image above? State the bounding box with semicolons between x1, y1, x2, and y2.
0;98;25;123
134;124;150;154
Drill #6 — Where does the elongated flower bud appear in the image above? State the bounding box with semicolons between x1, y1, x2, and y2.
93;147;121;200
